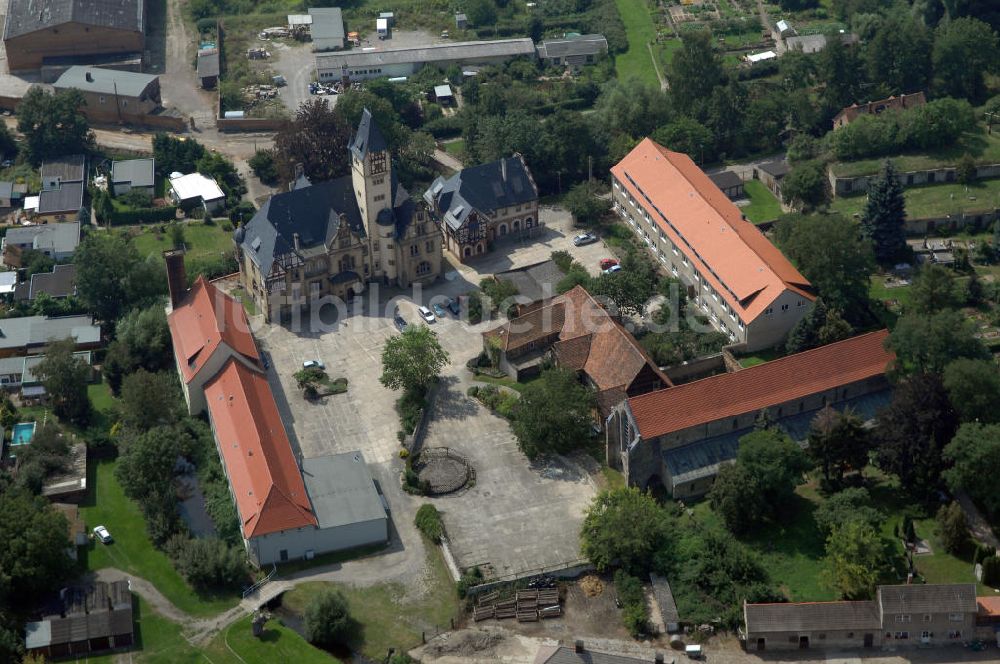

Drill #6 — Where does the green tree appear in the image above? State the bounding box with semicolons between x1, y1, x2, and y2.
104;305;172;394
823;520;891;599
889;310;988;374
274;98;352;184
781;161;829;210
414;504;444;542
818;35;865;116
13;423;70;494
171;537;246;589
32;337;91;425
379;325;449;392
16;88;93;164
115;426;188;544
152;133;207;176
861;160;907;265
613;569;649;637
936;501;969;555
943;423;1000;514
511;368;594;459
304;589;354;647
0;122;16;160
875;373;959;498
932;17;999;103
956;153;977;185
909;264;961;313
464;0;497;25
865;12;931;95
943;358;1000;424
0;485;73;603
668;30;725;118
120;370;183;432
74;233;165;324
785;299;853;354
738;428;811;505
563;181;608;227
709;464;766;534
579;487;673;574
248;149;279;184
775;214;874;323
813;487;884;536
652;117;714;163
20;249;55;279
808;407;871;484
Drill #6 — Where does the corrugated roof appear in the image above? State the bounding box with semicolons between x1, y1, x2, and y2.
37;182;84;215
316;38;536;70
308;7;344;44
204;359;317;538
878;584;978;616
629;330;892;440
745;600;880;633
4;0;143;39
0;313;97;350
301;452;387;529
54;66;157;98
166;276;260;384
611;139;813;324
41;155;86;183
537;34;608;59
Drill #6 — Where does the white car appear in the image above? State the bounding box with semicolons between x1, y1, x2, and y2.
603;264;622;274
418;305;436;323
302;359;325;370
93;525;113;544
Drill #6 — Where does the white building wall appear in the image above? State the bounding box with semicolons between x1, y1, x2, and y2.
248;518;388;566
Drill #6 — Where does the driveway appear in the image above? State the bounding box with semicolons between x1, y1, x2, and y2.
270;40;324;114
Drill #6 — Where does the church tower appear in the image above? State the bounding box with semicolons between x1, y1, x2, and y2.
350;108;393;235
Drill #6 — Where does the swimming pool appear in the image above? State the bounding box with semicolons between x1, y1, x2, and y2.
11;421;36;446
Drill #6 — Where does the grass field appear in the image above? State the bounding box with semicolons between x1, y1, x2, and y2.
869;274;913;311
282;548;459;661
130;222;234;264
831;127;1000;178
651;37;682;69
832;179;1000;220
742;179;783;223
81;460;240;618
613;0;660;88
443;138;465;156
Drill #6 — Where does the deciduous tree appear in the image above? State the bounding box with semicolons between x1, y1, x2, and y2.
0;484;73;603
274;99;352;185
808;407;870;484
936;501;969;555
120;370;183;432
380;325;449;393
781;161;829;210
813;487;884;536
888;310;988;374
823;520;892;599
74;233;166;324
17;88;93;164
304;589;354;647
932;17;1000;104
668;30;725;119
909;264;962;313
33;337;91;425
943;423;1000;514
942;358;1000;424
580;487;673;574
511;368;595;459
709;464;766;534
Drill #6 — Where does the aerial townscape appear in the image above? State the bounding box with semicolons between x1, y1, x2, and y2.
1;0;1000;662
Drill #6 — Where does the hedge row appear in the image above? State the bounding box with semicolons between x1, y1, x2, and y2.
110;206;178;226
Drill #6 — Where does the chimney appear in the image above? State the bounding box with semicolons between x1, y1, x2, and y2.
85;70;93;83
575;640;585;653
293;232;301;252
163;249;187;308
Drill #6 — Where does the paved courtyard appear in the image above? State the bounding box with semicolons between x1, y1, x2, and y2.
251;205;607;579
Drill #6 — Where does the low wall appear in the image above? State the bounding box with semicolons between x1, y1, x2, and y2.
464;559;594;598
663;353;726;385
829;164;1000;197
217;117;288;133
904;208;1000;236
403;383;439;454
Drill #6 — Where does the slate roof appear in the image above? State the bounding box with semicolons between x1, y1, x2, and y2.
301;452;387;530
4;221;81;254
54;66;157;98
4;0;143;40
350;107;388;160
15;263;77;301
111;158;154;187
878;584;978;616
536;34;608;59
745;601;880;633
629;330;892;441
708;170;743;191
0;314;98;351
424;154;538;230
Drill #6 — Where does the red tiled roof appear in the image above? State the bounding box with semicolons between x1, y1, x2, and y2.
978;596;1000;617
833;91;927;125
204;359;316;538
610;139;814;323
629;330;893;440
167;276;259;384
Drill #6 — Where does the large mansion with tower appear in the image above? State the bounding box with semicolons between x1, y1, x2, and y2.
236;109;443;322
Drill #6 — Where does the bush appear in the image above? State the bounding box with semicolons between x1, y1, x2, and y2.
613;569;649;637
402;467;430;495
982;556;1000;587
936;501;969;554
414;504;444;542
456;566;483;598
109;206;178;225
171;537;247;589
248;149;279;184
397;385;427;435
304;589;354;647
466;385;479;398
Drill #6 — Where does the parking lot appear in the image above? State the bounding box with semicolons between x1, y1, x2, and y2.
253;206;610;579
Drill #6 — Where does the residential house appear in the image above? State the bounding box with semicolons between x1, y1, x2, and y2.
237;109;443;322
35;155;86;222
708;170;744;200
197;48;220;89
53;67;162;125
2;221;81;266
0;180;26;207
14;263;78;302
607;331;894;497
0;272;16;296
744;583;978;651
0;313;100;358
110;158;155;197
168;172;226;214
424;154;539;262
753;159;790;200
0;350;93;394
976;597;1000;644
484;285;671;418
309;7;345;52
3;0;144;71
491;259;566;310
24;581;134;658
833;92;927;130
536;34;608;70
612;139;814;350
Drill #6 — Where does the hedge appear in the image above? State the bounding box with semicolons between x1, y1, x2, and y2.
110;205;178;226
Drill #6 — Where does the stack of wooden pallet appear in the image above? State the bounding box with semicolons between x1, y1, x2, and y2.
516;590;539;622
472;586;563;622
494;598;517;619
537;588;561;618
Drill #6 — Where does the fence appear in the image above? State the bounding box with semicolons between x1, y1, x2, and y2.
403;382;439;454
463;558;594;599
242;563;277;598
217;117;289;132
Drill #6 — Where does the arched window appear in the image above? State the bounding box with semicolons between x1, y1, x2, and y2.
463;246;472;258
477;243;485;254
499;223;508;236
513;220;520;231
524;217;533;228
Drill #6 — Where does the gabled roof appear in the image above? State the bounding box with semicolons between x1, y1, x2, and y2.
350;108;388;161
204;359;317;538
308;7;344;44
4;221;81;253
745;600;880;633
424;154;538;230
4;0;143;40
15;263;77;301
54;66;157;98
878;583;977;616
166;276;259;384
611;139;814;323
628;330;893;440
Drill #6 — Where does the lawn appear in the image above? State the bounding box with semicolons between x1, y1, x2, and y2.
281;548;459;661
651;37;682;69
81;459;240;618
831;127;1000;178
130;222;234;264
613;0;660;88
869;274;912;311
443;138;464;156
832;178;1000;220
470;373;540;394
741;179;783;224
737;346;784;368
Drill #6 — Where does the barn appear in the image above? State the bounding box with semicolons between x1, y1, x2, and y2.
3;0;145;71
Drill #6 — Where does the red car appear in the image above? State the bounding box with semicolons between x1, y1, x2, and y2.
599;258;619;271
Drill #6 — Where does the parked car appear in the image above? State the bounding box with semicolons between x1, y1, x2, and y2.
573;232;598;246
302;359;325;370
432;303;447;318
599;258;619;270
394;315;408;332
418;305;436;323
446;297;460;315
93;525;113;544
603;264;622;274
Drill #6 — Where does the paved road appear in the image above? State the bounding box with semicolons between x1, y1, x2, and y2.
159;0;218;131
434;148;464;172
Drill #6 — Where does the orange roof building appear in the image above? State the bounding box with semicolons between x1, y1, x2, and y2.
832;91;927;130
611;139;815;351
607;331;894;498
